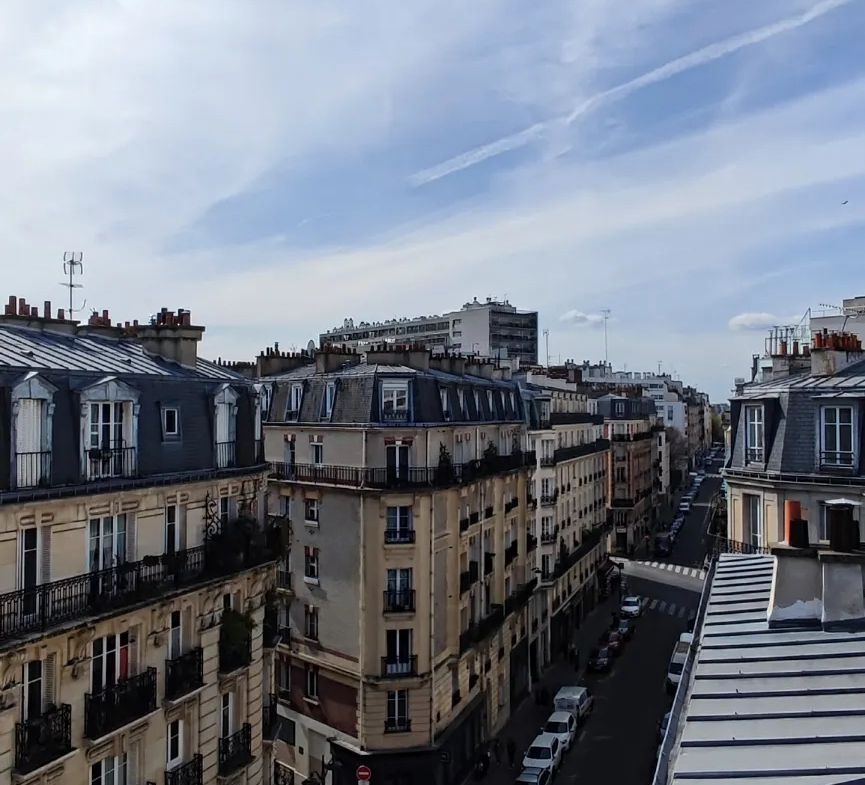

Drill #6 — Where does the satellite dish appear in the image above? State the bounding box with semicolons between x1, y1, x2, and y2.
307;340;316;354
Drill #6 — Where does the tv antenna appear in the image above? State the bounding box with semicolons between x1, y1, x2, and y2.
60;252;86;316
600;309;611;364
543;328;550;368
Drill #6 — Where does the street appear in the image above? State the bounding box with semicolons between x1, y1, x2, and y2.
474;460;723;785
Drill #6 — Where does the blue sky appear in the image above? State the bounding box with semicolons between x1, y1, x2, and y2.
2;0;865;400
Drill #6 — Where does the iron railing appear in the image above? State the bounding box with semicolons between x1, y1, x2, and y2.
274;763;295;785
384;528;415;545
86;445;136;480
554;439;610;463
381;655;418;677
384;718;411;733
166;754;203;785
706;534;771;556
14;451;52;489
218;723;253;775
383;589;415;613
14;703;72;774
216;441;237;469
263;694;278;740
484;552;495;576
84;668;158;739
165;648;204;701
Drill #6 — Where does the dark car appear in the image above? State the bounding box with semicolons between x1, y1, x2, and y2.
587;646;613;672
617;619;635;641
654;533;672;557
599;629;623;654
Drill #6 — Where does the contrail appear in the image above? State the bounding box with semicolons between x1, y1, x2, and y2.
408;0;858;188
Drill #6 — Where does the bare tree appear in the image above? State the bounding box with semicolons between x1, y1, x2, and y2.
665;427;687;465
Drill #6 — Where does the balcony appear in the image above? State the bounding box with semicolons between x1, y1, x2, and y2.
820;450;856;471
263;694;278;741
384;528;416;545
381;655;418;677
219;629;252;674
277;568;293;593
550;412;604;426
539;456;555;467
14;703;73;775
165;647;204;701
216;441;237;469
504;541;518;566
460;516;470;532
707;534;770;556
0;517;283;646
469;511;480;526
540;492;558;506
84;668;158;739
460;560;480;594
526;534;538;553
269;451;536;491
14;451;52;489
218;724;253;776
505;499;519;513
384;718;411;733
554;439;611;463
484;552;495;576
611;431;652;443
472;605;505;644
484;505;494;519
86;445;136;481
383;589;415;613
166;755;204;785
504;578;537;616
541;527;558;544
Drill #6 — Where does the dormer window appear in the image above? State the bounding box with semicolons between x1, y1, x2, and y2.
79;377;140;481
487;390;494;417
287;383;303;421
213;384;238;469
458;389;467;418
11;373;57;489
382;382;409;422
161;406;180;440
473;390;481;417
820;405;855;468
440;388;451;420
322;382;336;419
744;405;764;463
509;392;516;414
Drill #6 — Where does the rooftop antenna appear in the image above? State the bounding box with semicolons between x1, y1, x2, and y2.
60;252;86;317
543;328;550;368
600;309;611;364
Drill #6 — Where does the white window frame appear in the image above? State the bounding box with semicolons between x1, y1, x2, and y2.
91;632;131;693
304;499;319;523
162;407;180;437
458;389;467;418
79;378;140;480
440;388;450;419
169;609;183;660
311;442;324;466
305;665;319;699
88;514;129;573
386;506;413;542
213;384;239;467
220;692;234;738
323;382;336;418
820;405;856;468
11;374;58;490
474;390;481;415
165;504;180;554
22;658;43;722
304;604;319;639
487;390;494;415
91;753;128;785
167;718;184;770
744;405;764;463
304;547;320;583
288;384;304;420
382;383;409;419
386;689;409;727
744;493;763;550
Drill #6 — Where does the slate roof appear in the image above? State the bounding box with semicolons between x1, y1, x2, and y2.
0;323;248;381
667;553;865;785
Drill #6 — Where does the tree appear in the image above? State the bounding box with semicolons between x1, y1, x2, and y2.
711;412;724;444
666;427;687;467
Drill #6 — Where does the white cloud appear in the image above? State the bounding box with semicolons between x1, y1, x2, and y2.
560;310;606;327
728;312;803;331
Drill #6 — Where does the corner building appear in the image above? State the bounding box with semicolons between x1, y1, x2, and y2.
262;346;535;785
0;298;281;785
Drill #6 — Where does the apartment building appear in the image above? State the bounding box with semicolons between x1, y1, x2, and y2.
725;330;865;551
320;298;539;366
597;395;659;553
523;385;610;667
0;298;281;785
261;345;535;785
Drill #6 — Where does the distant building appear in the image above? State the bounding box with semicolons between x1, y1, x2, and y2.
320;297;539;365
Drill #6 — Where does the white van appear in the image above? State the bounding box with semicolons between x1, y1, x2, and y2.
553;685;593;722
666;636;692;695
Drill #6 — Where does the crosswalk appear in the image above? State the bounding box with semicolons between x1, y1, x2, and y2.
639;596;696;621
633;561;706;581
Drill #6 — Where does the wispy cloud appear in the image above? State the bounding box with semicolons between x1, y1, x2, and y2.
728;312;806;331
560;310;606;327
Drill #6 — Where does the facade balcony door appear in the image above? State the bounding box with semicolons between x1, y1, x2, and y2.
88;402;128;479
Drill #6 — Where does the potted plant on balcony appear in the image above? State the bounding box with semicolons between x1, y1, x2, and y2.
220;607;256;671
483;441;498;468
437;443;454;483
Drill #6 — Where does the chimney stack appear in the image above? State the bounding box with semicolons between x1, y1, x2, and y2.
821;499;865;631
132;308;205;368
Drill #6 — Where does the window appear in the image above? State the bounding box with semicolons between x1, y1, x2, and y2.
19;527;44;616
88;402;129;478
474;390;481;415
22;659;44;722
162;407;179;438
92;632;130;694
323;383;336;418
220;692;234;738
304;499;319;523
615;402;625;416
440;388;450;420
168;610;182;660
311;442;324;466
276;655;291;697
458;389;467;418
304;546;319;583
743;494;763;549
14;397;49;488
165;505;179;554
219;497;232;527
386;506;413;544
304;605;319;640
382;383;409;421
167;719;183;770
288;384;303;419
88;514;129;572
91;754;128;785
386;443;411;481
819;503;830;541
745;405;764;463
386;689;409;731
821;405;855;467
510;392;516;413
385;629;413;674
487;390;494;416
305;665;319;699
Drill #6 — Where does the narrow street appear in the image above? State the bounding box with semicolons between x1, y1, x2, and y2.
474;458;722;785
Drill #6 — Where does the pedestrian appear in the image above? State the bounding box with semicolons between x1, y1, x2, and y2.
506;737;516;769
493;738;502;765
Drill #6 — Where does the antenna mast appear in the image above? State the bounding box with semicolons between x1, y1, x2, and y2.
600;309;611;364
543;329;550;368
60;252;86;317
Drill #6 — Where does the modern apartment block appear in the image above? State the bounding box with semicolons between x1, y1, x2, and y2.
319;298;539;366
0;298;282;785
725;329;865;551
261;345;536;785
597;395;660;553
522;382;610;669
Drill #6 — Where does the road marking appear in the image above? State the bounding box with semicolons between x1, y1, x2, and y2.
674;565;683;574
668;603;677;616
650;561;659;568
642;597;651;608
658;600;667;613
687;610;697;621
699;570;707;580
677;607;687;619
649;599;659;610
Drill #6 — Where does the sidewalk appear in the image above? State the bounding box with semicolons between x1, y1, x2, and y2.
475;594;620;783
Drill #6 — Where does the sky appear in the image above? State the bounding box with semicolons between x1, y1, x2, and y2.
3;0;865;402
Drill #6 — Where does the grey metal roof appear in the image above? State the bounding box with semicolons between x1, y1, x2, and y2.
669;553;865;785
0;325;246;380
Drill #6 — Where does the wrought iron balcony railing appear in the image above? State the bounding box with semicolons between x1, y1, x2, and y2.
14;451;52;490
706;534;770;555
384;589;415;613
384;718;411;733
14;703;73;774
381;655;418;678
166;754;203;785
216;441;237;469
218;723;253;776
165;647;204;701
274;763;295;785
384;528;416;545
84;668;158;739
86;445;136;481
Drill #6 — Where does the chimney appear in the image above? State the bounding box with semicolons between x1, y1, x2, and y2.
314;345;361;374
363;343;430;372
810;331;864;376
428;352;466;377
132;308;205;368
821;499;865;631
256;348;315;377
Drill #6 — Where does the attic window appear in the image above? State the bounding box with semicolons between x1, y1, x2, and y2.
322;382;336;419
440;388;450;420
382;382;409;422
162;406;180;439
487;390;494;417
287;384;303;421
458;389;467;418
474;390;481;416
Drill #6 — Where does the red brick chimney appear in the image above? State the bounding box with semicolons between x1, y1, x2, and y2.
130;308;205;368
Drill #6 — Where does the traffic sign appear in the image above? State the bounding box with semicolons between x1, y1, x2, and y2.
357;766;372;782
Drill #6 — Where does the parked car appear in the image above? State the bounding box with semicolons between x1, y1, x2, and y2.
553;686;594;722
654;532;673;557
515;768;552;785
587;646;613;672
599;629;624;654
617;619;635;641
658;711;672;743
620;596;643;618
522;734;562;774
543;711;578;751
